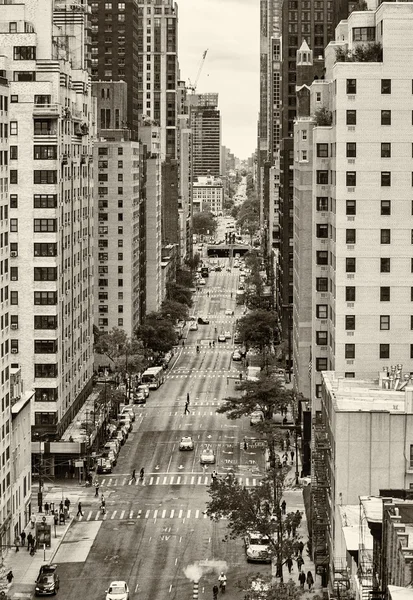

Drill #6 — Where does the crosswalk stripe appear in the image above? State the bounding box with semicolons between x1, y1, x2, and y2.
187;509;191;519
195;509;199;519
178;509;183;518
153;509;158;519
120;510;125;519
191;476;195;485
129;510;133;519
86;511;92;521
162;509;166;518
176;476;181;484
95;511;100;521
137;509;142;519
145;510;150;519
149;477;154;485
111;511;117;520
163;476;167;484
170;509;174;518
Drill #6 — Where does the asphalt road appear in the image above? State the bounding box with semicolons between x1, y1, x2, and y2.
56;262;271;600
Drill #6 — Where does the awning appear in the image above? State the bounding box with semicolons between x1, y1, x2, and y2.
342;526;359;552
388;586;413;600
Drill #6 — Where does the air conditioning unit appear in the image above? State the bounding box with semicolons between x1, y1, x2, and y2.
11;276;17;281
11;348;18;353
10;251;17;257
10;324;18;330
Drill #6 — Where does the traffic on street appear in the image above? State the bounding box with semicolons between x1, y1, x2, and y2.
52;253;271;599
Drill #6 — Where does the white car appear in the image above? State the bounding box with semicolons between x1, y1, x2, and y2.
244;532;272;563
232;350;242;361
250;410;264;425
189;322;198;331
200;446;216;464
105;581;130;600
120;407;135;421
225;309;234;316
218;334;226;342
224;331;231;339
199;278;206;286
137;384;150;398
179;436;194;451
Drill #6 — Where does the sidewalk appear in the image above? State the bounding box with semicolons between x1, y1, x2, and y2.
2;480;99;599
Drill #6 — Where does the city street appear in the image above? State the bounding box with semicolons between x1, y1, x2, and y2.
54;263;272;599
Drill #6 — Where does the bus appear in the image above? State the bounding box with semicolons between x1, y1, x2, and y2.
141;366;165;389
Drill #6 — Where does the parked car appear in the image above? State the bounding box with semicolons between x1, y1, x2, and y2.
218;334;226;342
118;419;131;433
250;411;264;426
225;309;234;316
200;446;216;464
137;384;150;398
244;532;272;563
189;322;198;331
105;441;120;456
179;436;194;451
224;330;231;339
35;564;60;596
120;407;135;421
232;350;242;361
197;316;210;324
133;391;147;405
97;458;113;474
116;430;126;445
199;278;206;286
105;581;130;600
101;449;117;466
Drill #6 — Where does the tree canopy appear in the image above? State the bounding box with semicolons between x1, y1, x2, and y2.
166;282;193;307
135;312;176;355
192;211;217;236
160;299;189;323
236;309;279;356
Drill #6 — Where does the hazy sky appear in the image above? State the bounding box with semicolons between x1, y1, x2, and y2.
177;0;259;160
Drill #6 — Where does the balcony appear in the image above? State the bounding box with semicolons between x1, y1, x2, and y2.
33;103;60;117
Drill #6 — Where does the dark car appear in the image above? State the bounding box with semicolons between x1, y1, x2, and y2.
35;564;60;596
197;317;210;325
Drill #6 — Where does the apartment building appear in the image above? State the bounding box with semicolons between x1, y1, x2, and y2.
176;79;192;264
192;175;223;216
188;93;221;179
0;0;95;447
93;81;142;337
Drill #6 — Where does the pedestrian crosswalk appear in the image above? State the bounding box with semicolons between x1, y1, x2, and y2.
166;372;232;379
76;507;228;522
98;474;261;488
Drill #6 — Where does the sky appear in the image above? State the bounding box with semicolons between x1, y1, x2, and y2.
177;0;259;161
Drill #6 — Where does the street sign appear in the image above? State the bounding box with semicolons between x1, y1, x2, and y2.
248;439;267;449
75;460;84;467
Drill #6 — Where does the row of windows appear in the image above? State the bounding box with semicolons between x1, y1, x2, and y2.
316;227;413;246
315;314;413;335
316;197;398;216
10;195;57;210
345;109;413;126
317;254;413;275
98;317;124;327
315;344;413;362
346;78;393;95
317;170;403;187
316;142;413;159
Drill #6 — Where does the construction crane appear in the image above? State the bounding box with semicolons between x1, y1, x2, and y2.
187;49;208;94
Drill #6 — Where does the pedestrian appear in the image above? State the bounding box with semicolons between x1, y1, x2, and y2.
212;341;215;347
307;571;314;591
291;450;295;463
30;514;36;529
94;481;100;497
184;402;190;415
59;500;64;513
186;392;190;405
286;521;292;537
211;470;217;483
213;583;219;599
286;557;293;574
20;530;26;547
182;339;185;347
209;341;211;348
243;439;248;451
64;497;70;515
298;571;306;589
293;540;300;557
140;468;145;480
14;536;20;552
31;536;36;552
281;500;287;515
44;501;50;515
298;541;304;556
76;501;83;517
27;531;33;551
297;555;304;572
131;469;136;483
6;570;13;584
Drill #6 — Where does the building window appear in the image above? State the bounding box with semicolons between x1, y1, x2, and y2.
10;146;17;160
346;79;356;94
34;219;57;232
380;286;390;301
346;229;356;244
346;258;356;273
379;344;390;359
316;197;328;211
346;286;355;302
9;170;17;184
34;340;57;354
34;267;57;281
316;358;328;371
13;46;36;60
380;229;391;244
316;251;328;265
316;331;328;345
34;315;57;329
345;372;355;378
10;194;18;208
34;291;57;305
34;194;57;208
381;200;391;215
352;27;375;42
34;146;57;160
10;121;18;135
346;110;356;125
34;170;57;184
346;172;356;187
34;364;57;378
381;142;391;158
381;172;391;186
345;315;355;330
316;224;328;238
315;384;322;398
346;143;356;158
380;258;391;273
346;200;356;215
381;79;391;94
380;315;390;330
316;277;328;292
345;344;355;359
316;143;329;158
10;291;18;305
13;71;35;82
34;243;57;257
316;304;328;319
381;110;391;125
10;218;18;232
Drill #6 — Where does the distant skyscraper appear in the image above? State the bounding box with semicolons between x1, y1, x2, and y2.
188;93;221;179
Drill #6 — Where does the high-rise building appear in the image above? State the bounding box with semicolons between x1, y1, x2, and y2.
192;175;224;216
189;93;221;179
1;0;95;447
93;81;142;337
176;80;192;264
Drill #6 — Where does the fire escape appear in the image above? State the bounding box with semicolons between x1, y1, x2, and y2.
311;415;331;572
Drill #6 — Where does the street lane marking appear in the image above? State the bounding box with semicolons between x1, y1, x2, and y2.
162;509;166;518
187;509;191;519
170;509;174;518
195;510;199;518
120;510;125;519
145;510;150;518
153;509;158;520
178;509;183;518
129;510;134;518
111;511;117;519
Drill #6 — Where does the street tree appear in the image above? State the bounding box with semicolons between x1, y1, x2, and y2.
236;310;279;367
135;312;177;355
94;327;129;360
241;575;304;600
176;268;194;289
192;211;217;236
186;252;201;272
206;470;301;581
160;299;189;323
166;282;193;307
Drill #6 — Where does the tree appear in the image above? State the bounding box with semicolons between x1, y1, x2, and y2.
313;106;332;126
166;282;193;307
192;211;217;236
186;252;201;272
242;576;304;600
160;299;189;322
236;310;279;367
135;312;177;355
94;327;129;361
176;268;194;289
